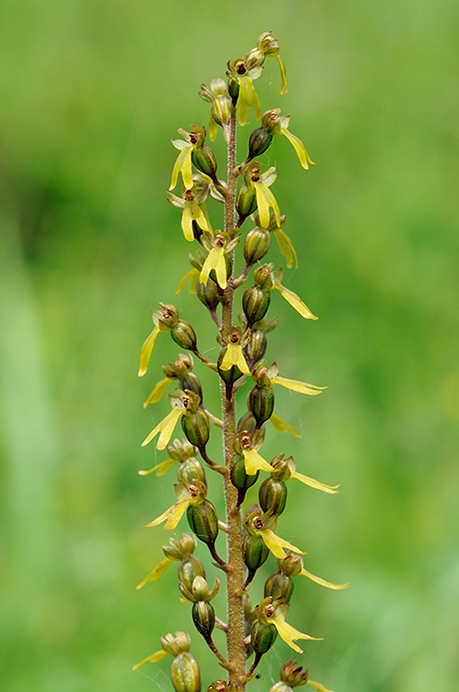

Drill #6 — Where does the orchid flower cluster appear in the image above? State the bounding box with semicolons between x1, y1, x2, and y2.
134;32;347;692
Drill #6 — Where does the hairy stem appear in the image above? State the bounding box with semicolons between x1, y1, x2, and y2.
221;108;247;692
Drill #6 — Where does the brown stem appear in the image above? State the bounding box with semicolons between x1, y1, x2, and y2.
221;108;247;691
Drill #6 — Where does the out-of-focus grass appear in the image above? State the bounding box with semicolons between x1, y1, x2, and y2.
0;1;458;690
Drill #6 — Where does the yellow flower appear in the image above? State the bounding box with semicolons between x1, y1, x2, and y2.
176;268;200;295
272;227;298;269
141;396;185;450
267;604;322;654
138;325;161;377
300;566;349;591
144;496;190;530
220;342;251;376
136;556;174;589
272;269;318;320
269;413;301;438
226;58;262;127
262;109;315;170
169;139;194;191
243;448;275;475
132;648;168;671
138;456;177;477
200;245;227;289
143;377;174;408
272;375;326;396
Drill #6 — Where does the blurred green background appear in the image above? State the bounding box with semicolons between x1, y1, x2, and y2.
1;1;458;690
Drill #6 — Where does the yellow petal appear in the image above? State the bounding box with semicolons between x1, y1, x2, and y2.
199;247;217;286
261;183;281;227
144;377;173;408
136;557;174;589
220;343;250;375
192;203;210;233
254;182;271;228
291;470;339;494
138;326;160;377
145;496;189;530
273;376;326;396
281;129;315;170
238;78;250;126
209;114;217;141
269;413;301;438
259;528;306;559
274;283;318;320
276;54;288;95
141;408;182;449
138;457;177;477
176;268;199;295
132;649;168;671
243;449;274;475
273;228;298;269
301;567;349;590
269;615;322;653
181;205;195;242
214;246;227;289
169;145;193;191
307;680;334;692
249;79;262;120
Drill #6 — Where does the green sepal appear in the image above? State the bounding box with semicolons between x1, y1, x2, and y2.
178;554;206;593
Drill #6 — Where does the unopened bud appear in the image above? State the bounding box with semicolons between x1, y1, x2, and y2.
172;321;197;351
161;631;191;657
251;619;278;655
248;385;275;425
244;227;271;264
280;660;309;687
192;601;215;639
264;571;294;604
178;555;206;592
182;410;210;450
279;553;303;578
243;533;269;575
247;127;273;163
179;373;203;402
196;278;220;310
259;477;287;516
192;145;218;180
170;652;202;692
242;286;271;327
177;458;206;486
187;500;219;546
243;329;267;366
236;184;257;220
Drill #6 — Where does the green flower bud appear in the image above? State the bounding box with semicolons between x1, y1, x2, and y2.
170;651;202;692
248;385;275;426
179;373;203;402
196;277;220;310
243;227;271;264
163;533;197;561
191;145;218;179
187;500;219;546
254;264;275;291
177;458;206;486
161;631;191;657
268;684;291;692
163;353;194;379
237;411;257;434
207;682;228;692
236;184;257;220
172;321;198;351
243;533;269;575
192;601;215;639
178;555;206;592
242;286;270;326
182;409;210;449
251;619;278;655
279;553;303;578
280;660;310;688
259;477;287;516
264;571;294;604
247;127;273;162
231;453;259;505
243;329;267;366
